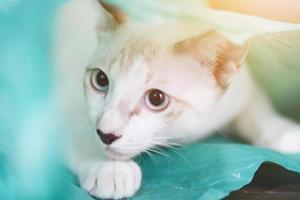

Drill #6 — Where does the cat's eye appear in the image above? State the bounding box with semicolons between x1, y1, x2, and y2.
91;69;109;92
145;89;169;111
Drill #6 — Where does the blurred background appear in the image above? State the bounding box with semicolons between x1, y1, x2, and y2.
209;0;300;23
0;0;299;199
207;0;300;121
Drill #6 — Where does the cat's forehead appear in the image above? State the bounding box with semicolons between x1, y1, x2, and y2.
92;29;161;69
90;30;164;78
89;26;214;97
110;52;211;101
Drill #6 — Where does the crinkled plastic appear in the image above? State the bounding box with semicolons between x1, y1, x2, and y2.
1;0;300;200
134;136;300;200
1;136;300;200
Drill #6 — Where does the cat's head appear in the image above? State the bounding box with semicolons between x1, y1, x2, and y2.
83;4;249;160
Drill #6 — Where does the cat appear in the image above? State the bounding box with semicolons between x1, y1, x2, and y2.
54;0;300;199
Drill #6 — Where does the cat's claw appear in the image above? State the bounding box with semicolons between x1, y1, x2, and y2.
81;160;141;199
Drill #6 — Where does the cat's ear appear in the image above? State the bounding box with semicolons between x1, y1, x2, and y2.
173;31;250;88
97;2;126;34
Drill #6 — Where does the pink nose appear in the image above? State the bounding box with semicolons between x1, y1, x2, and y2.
97;129;120;145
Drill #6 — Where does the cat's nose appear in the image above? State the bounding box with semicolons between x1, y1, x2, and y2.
97;129;120;145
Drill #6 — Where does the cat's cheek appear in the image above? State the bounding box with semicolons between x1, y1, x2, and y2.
85;94;106;127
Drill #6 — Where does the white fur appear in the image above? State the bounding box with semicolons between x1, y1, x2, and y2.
80;160;141;199
54;0;300;199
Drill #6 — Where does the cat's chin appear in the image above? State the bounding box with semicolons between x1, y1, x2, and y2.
105;147;138;160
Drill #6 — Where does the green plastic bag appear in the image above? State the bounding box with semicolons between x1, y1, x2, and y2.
1;0;300;200
134;136;300;200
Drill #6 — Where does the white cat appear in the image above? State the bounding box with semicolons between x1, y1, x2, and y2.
54;0;300;199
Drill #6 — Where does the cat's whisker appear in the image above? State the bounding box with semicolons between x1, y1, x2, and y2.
148;147;170;158
135;153;149;166
214;127;228;138
144;149;159;167
157;143;193;168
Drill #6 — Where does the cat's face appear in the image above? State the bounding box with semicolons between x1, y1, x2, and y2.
83;23;248;159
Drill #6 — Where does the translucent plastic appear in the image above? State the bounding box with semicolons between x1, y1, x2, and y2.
1;0;300;199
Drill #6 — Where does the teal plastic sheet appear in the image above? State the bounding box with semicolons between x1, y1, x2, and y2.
1;0;300;200
62;136;300;200
1;136;300;200
135;136;300;200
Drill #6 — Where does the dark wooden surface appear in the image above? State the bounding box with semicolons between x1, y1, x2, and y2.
225;162;300;200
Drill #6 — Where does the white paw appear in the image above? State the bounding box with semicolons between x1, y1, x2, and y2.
81;160;141;199
270;129;300;153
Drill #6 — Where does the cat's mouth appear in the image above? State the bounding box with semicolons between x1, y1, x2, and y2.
105;147;137;160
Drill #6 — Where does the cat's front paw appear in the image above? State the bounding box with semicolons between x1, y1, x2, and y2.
81;160;141;199
270;128;300;153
